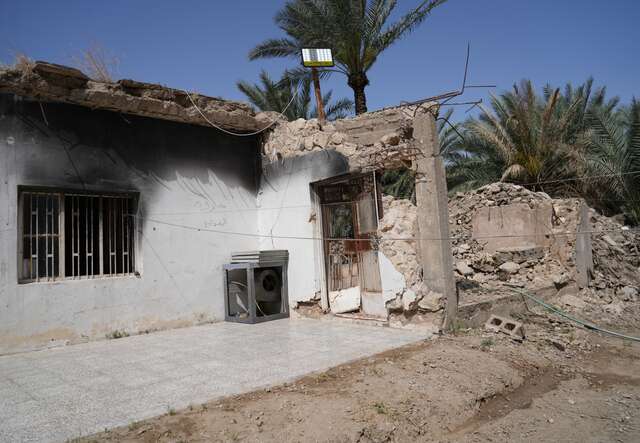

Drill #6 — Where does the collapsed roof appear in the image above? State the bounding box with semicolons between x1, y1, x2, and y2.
0;61;270;133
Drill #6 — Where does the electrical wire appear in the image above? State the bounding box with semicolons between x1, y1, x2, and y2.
515;171;640;187
506;285;640;342
130;213;639;243
122;166;640;219
185;89;299;137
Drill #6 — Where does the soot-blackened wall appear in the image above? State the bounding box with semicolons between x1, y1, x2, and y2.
0;94;261;354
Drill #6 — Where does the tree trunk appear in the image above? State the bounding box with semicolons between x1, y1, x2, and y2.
348;72;370;115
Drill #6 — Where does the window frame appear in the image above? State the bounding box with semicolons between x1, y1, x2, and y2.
17;186;139;284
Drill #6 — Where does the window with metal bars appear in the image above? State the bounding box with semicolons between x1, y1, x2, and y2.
19;190;137;283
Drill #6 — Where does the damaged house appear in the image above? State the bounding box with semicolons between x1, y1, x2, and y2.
0;62;456;354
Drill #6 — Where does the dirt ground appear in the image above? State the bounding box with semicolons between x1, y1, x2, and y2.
81;323;640;443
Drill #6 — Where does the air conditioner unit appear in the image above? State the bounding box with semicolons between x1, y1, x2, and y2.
223;250;289;324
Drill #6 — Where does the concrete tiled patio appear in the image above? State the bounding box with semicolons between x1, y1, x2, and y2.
0;318;428;442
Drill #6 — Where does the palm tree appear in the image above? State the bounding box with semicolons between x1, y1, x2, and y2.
249;0;448;115
446;79;619;195
237;70;353;120
581;99;640;223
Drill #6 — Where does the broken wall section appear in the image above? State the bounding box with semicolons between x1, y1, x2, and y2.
377;196;446;329
261;106;428;171
260;106;443;327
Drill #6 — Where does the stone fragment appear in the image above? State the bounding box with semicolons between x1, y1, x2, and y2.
417;291;443;312
619;286;638;301
329;287;361;314
289;118;306;132
493;246;545;265
552;273;570;288
385;295;403;313
456;261;474;276
401;289;418;311
559;294;587;309
380;133;400;146
303;136;314;151
312;132;330;148
602;235;618;247
471;253;496;273
498;261;520;274
329;131;346;145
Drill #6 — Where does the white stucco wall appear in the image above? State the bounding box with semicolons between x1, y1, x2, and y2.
0;96;260;353
256;151;349;305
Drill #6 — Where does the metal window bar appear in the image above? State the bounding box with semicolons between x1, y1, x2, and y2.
21;192;60;282
20;191;136;283
100;195;135;277
67;193;136;278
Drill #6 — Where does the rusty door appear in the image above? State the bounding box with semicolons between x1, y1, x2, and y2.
319;173;382;306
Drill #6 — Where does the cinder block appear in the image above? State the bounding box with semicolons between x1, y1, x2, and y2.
500;319;525;340
484;315;505;333
484;314;525;340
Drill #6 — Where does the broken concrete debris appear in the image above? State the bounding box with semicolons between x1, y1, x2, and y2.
262;107;425;171
498;261;520;275
456;261;474;277
375;181;640;329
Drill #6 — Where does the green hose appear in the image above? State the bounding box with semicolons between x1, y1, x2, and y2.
505;284;640;343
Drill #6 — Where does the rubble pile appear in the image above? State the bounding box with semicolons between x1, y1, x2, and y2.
589;215;640;301
378;182;640;324
449;183;640;304
449;183;580;291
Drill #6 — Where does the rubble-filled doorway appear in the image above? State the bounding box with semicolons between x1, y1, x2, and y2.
317;173;383;314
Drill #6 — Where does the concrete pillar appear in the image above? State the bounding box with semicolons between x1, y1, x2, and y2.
413;110;457;330
575;201;593;289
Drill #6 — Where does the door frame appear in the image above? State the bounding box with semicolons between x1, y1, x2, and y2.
312;171;383;312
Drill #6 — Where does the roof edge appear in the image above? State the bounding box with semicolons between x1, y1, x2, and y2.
0;61;266;133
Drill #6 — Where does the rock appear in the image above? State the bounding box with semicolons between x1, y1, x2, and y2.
303;136;314;151
312;132;330;148
385;295;403;313
471;253;496;273
602;235;618;247
552;273;570;289
604;302;625;316
559;294;587;309
619;286;638;301
380;133;400;146
289;118;306;132
401;289;418;311
329;131;346;145
329;287;361;314
456;261;474;277
548;339;566;351
417;291;443;312
498;261;520;274
493;246;545;265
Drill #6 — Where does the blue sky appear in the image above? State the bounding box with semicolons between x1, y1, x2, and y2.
1;0;638;120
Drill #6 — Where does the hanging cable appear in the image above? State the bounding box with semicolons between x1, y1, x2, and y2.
127;213;640;243
505;285;640;342
185;89;299;137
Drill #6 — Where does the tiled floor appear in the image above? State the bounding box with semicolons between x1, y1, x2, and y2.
0;318;428;443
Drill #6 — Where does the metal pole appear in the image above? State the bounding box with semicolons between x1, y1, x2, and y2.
311;67;326;122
